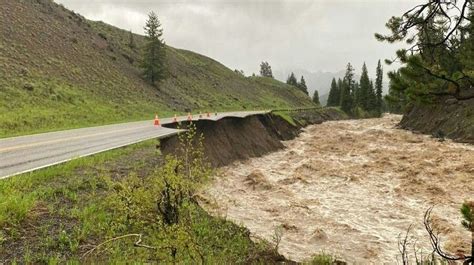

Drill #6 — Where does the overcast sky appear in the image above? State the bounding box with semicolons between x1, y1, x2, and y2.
55;0;414;76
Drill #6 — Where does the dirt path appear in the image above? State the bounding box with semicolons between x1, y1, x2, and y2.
201;115;473;264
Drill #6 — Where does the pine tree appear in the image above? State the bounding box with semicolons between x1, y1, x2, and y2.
141;12;166;85
297;76;309;95
340;63;355;114
259;62;273;78
286;72;298;87
312;89;320;105
129;30;136;49
359;63;371;110
376;1;474;104
375;59;384;115
353;81;361;108
368;80;377;111
326;78;339;106
337;78;343;104
385;70;408;113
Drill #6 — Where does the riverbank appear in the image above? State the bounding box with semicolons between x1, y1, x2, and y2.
201;114;473;263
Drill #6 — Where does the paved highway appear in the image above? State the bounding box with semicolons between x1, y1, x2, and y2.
0;111;267;179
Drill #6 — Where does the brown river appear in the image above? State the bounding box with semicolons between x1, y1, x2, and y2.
200;114;473;264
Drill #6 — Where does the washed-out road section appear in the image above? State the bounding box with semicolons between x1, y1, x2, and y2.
0;111;267;179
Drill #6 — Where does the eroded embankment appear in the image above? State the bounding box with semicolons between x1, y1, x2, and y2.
200;115;473;263
160;110;345;167
401;98;474;144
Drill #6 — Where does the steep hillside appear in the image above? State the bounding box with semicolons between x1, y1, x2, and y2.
400;98;474;144
0;0;314;137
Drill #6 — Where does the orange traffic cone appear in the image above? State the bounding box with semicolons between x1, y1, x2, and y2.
187;112;192;121
173;114;178;122
154;114;160;126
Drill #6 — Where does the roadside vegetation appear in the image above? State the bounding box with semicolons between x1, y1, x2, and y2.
0;110;349;263
0;126;289;263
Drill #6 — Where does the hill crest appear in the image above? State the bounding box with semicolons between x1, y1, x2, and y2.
0;0;314;137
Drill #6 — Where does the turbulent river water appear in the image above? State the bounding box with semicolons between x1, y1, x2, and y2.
200;114;473;264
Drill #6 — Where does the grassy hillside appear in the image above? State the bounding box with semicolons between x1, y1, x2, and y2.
0;0;314;137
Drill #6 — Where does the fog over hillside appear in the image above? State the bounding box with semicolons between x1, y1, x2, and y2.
56;0;410;87
275;68;389;105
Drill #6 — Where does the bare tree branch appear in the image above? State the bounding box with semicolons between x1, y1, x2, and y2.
424;206;473;262
82;233;157;260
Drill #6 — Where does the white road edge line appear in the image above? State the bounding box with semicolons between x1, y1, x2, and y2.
0;130;183;180
0;111;271;180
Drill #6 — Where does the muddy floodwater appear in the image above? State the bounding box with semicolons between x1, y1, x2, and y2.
201;115;473;264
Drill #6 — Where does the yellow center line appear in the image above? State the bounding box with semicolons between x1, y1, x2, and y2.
0;111;254;153
0;125;153;153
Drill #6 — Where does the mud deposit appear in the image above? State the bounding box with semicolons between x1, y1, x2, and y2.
201;115;473;264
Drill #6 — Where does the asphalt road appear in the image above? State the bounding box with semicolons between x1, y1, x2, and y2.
0;111;267;179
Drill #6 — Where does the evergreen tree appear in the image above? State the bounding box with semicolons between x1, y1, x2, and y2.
337;78;343;104
376;1;474;104
141;12;166;85
286;72;298;87
340;63;355;114
259;62;273;78
368;80;377;111
129;30;136;49
297;76;309;95
385;70;408;113
326;78;340;106
353;81;361;108
375;60;384;115
312;89;320;105
359;63;371;110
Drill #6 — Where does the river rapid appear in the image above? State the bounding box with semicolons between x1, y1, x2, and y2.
200;114;473;264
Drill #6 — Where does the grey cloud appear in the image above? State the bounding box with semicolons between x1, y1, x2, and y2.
56;0;413;85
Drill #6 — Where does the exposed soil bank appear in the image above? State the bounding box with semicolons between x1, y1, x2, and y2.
201;115;473;263
400;98;474;144
161;110;345;167
289;107;348;127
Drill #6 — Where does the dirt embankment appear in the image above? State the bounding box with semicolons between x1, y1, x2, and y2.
160;110;345;167
400;98;474;144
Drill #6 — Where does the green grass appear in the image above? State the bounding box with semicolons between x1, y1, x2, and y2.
273;111;298;126
0;138;278;263
0;1;315;138
0;76;174;138
273;107;348;127
0;140;157;228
